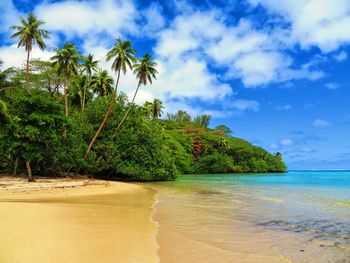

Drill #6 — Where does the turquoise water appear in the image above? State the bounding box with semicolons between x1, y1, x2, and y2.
155;170;350;257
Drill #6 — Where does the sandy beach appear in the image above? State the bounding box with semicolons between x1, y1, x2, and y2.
0;176;158;263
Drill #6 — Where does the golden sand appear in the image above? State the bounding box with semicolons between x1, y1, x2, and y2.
0;176;158;263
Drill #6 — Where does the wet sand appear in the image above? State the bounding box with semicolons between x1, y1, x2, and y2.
0;176;158;263
153;184;350;263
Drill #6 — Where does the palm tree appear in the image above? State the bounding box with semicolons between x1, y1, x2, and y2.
152;98;163;120
113;54;158;133
84;38;136;160
143;101;153;119
51;42;82;116
91;70;114;96
69;75;87;110
81;54;98;111
106;38;136;93
10;13;50;91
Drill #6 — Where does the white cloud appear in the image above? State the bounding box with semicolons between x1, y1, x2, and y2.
313;118;332;127
248;0;350;52
141;3;166;36
156;11;324;87
0;0;22;34
34;0;138;38
0;44;54;69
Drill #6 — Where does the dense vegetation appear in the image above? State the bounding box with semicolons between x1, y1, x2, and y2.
0;13;286;182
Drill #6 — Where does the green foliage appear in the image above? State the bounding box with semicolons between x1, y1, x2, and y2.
215;124;233;136
167;110;192;122
193;114;211;128
78;95;177;181
0;90;69;173
160;121;287;174
10;13;50;52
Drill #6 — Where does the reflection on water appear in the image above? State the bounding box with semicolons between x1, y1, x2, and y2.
153;171;350;262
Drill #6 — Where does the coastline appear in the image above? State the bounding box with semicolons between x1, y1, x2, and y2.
0;176;159;263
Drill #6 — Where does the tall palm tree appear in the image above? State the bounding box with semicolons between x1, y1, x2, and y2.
51;42;82;116
113;54;158;133
81;54;98;111
84;38;136;160
152;98;163;120
91;70;114;96
106;38;136;93
10;13;50;91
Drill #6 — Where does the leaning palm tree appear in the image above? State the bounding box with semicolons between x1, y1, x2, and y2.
84;38;136;160
10;13;50;91
113;54;158;134
91;70;114;97
81;54;98;111
51;42;82;116
152;98;163;120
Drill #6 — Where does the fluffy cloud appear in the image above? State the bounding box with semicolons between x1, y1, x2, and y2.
0;0;22;35
248;0;350;52
0;44;54;69
156;11;324;87
34;0;137;38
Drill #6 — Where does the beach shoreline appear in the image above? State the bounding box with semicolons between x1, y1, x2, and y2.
0;175;159;263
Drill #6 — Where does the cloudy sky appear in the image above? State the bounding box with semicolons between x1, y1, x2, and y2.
1;0;350;169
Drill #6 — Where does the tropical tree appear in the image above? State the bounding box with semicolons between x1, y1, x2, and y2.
106;38;136;93
194;114;211;128
152;98;163;120
91;70;114;96
51;42;82;116
215;124;233;136
113;54;158;133
81;54;98;111
10;13;50;90
69;75;86;110
168;110;191;122
84;38;136;160
143;101;153;119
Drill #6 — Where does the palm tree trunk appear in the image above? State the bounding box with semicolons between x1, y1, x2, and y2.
114;69;120;94
82;76;89;111
26;160;34;182
84;68;121;160
64;76;68;116
25;48;31;91
113;81;141;135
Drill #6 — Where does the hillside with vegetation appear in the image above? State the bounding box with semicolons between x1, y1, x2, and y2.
0;13;286;182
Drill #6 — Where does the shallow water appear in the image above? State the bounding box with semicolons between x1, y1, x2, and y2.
153;171;350;262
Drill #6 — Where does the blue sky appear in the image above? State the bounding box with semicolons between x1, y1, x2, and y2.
1;0;350;169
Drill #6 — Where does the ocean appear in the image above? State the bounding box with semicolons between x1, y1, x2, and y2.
153;171;350;262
